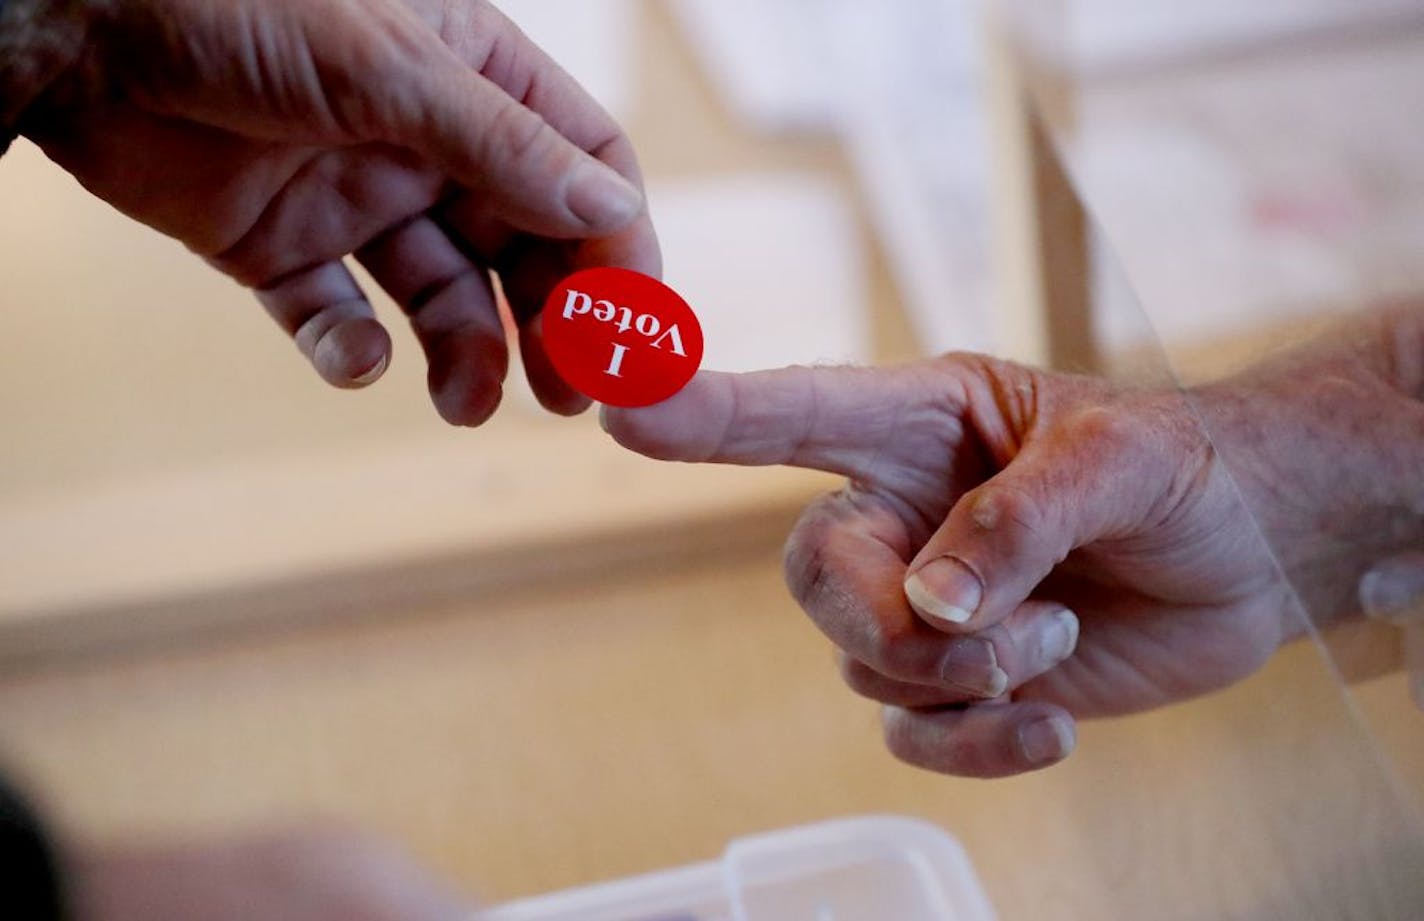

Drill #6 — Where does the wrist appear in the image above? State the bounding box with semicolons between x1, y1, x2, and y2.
0;0;101;154
1190;310;1424;628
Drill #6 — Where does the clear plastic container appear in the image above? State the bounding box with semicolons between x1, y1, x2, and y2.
474;814;996;921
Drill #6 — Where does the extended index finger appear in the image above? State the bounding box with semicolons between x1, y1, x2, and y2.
602;365;957;481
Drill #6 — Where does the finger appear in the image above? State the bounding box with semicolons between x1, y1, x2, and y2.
1360;551;1424;623
436;195;657;415
923;601;1078;700
504;228;660;413
522;318;590;416
882;702;1077;778
840;655;961;709
446;0;662;246
903;406;1173;632
257;261;391;388
603;365;960;479
784;491;1007;697
458;1;641;173
464;5;665;334
356;217;508;426
839;602;1079;707
450;222;587;414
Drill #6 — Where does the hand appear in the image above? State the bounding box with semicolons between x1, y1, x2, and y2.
604;323;1423;778
603;358;1291;777
71;827;473;921
14;0;659;424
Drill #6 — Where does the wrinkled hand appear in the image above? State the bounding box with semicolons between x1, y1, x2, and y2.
604;357;1298;778
72;827;473;921
19;0;658;423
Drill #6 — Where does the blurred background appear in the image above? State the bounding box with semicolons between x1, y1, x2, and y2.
1;1;1422;917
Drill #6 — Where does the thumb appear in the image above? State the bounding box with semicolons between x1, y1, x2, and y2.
903;407;1174;633
372;45;643;237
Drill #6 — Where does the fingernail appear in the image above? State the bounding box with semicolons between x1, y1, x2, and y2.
1040;608;1080;667
905;557;983;626
1360;560;1424;624
939;637;1009;698
597;404;613;434
1019;715;1075;766
351;353;388;386
566;162;643;231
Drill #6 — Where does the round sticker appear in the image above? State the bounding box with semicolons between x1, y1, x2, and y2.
541;267;704;407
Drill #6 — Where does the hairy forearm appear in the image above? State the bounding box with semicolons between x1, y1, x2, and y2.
1192;304;1424;628
0;0;96;154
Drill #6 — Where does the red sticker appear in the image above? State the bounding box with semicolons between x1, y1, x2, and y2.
541;267;704;407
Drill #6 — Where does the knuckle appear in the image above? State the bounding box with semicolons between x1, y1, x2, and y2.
488;100;564;171
1069;404;1142;454
970;480;1044;539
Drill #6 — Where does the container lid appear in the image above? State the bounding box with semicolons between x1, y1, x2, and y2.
476;814;996;921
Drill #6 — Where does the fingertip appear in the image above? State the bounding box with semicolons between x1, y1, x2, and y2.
525;357;592;416
595;373;724;460
312;317;392;389
427;329;508;427
433;378;504;428
597;402;656;452
517;323;593;416
538;385;592;417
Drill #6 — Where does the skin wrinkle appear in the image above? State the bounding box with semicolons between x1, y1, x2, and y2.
1110;398;1204;538
839;382;899;489
797;365;825;469
442;0;503;75
393;231;489;303
962;360;1038;467
480;90;551;178
210;149;327;275
474;3;624;162
711;371;752;465
1052;629;1168;715
1199;368;1423;613
283;16;332;133
188;138;311;256
405;264;484;318
860;364;980;540
325;3;429;141
224;146;442;284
